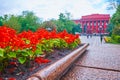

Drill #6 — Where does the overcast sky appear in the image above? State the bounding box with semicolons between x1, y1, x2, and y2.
0;0;115;20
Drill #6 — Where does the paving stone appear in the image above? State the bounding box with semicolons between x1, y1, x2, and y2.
61;66;120;80
61;36;120;80
76;37;120;71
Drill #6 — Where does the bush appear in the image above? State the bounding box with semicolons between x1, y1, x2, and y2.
104;37;112;43
114;36;120;43
112;26;120;36
111;34;116;40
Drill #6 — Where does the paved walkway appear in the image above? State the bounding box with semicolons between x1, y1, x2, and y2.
61;36;120;80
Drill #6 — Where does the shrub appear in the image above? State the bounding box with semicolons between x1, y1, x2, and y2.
112;26;120;36
114;36;120;43
104;37;112;43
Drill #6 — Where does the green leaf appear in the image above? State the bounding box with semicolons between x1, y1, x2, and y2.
7;52;16;58
21;49;29;56
18;57;26;64
26;40;30;44
16;49;21;52
35;49;43;55
22;52;29;56
27;50;34;57
0;48;4;57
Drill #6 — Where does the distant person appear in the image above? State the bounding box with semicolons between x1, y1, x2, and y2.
86;29;90;39
100;34;103;43
90;34;92;38
94;33;96;36
90;29;92;38
87;34;89;38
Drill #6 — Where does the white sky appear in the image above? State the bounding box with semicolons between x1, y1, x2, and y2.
0;0;115;20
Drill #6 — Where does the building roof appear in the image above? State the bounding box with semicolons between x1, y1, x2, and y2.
81;14;110;20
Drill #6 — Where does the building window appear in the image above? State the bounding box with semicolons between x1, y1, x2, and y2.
94;21;96;26
98;22;100;26
90;21;92;26
102;22;104;26
102;21;104;26
98;21;100;26
106;20;108;25
106;22;108;25
87;22;89;26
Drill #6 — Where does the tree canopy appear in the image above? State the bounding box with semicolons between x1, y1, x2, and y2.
0;11;81;34
0;11;42;32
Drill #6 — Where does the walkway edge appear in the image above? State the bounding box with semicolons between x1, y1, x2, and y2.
27;43;89;80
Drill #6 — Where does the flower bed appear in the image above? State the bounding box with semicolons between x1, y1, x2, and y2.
0;26;81;80
27;43;88;80
104;37;112;43
104;36;120;44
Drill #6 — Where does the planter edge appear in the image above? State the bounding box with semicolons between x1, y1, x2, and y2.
27;43;89;80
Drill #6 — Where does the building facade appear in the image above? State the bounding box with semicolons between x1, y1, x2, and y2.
74;14;110;34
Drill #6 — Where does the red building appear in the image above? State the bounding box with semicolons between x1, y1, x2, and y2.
74;14;110;34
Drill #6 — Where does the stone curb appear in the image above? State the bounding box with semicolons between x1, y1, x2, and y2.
27;43;89;80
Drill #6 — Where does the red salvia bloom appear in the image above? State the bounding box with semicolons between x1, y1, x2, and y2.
8;77;16;80
35;57;50;64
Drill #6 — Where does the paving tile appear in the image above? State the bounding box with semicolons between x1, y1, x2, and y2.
76;36;120;71
61;36;120;80
76;43;120;71
61;66;120;80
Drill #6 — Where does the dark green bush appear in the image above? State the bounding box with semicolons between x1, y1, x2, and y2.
111;34;116;40
114;36;120;43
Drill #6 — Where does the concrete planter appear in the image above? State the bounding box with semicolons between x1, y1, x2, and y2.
27;43;89;80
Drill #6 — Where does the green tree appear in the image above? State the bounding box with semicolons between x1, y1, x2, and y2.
107;0;120;37
110;6;120;26
3;15;21;32
40;21;56;31
112;25;120;35
19;11;41;32
106;23;114;36
0;16;3;26
54;12;76;34
72;24;82;34
107;0;120;10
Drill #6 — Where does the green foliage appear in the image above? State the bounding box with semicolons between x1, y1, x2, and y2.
72;24;82;34
35;44;43;56
108;3;120;38
18;57;26;64
110;8;120;26
68;39;80;49
3;15;21;32
0;48;4;57
40;39;68;54
111;25;120;43
107;0;120;10
54;12;76;34
19;11;41;32
114;35;120;43
0;11;42;32
112;25;120;35
7;52;16;58
104;37;112;43
40;21;56;31
106;23;114;36
0;17;3;26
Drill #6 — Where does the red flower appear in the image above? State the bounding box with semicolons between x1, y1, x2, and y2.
35;57;50;64
8;77;16;80
0;78;3;80
9;62;17;66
